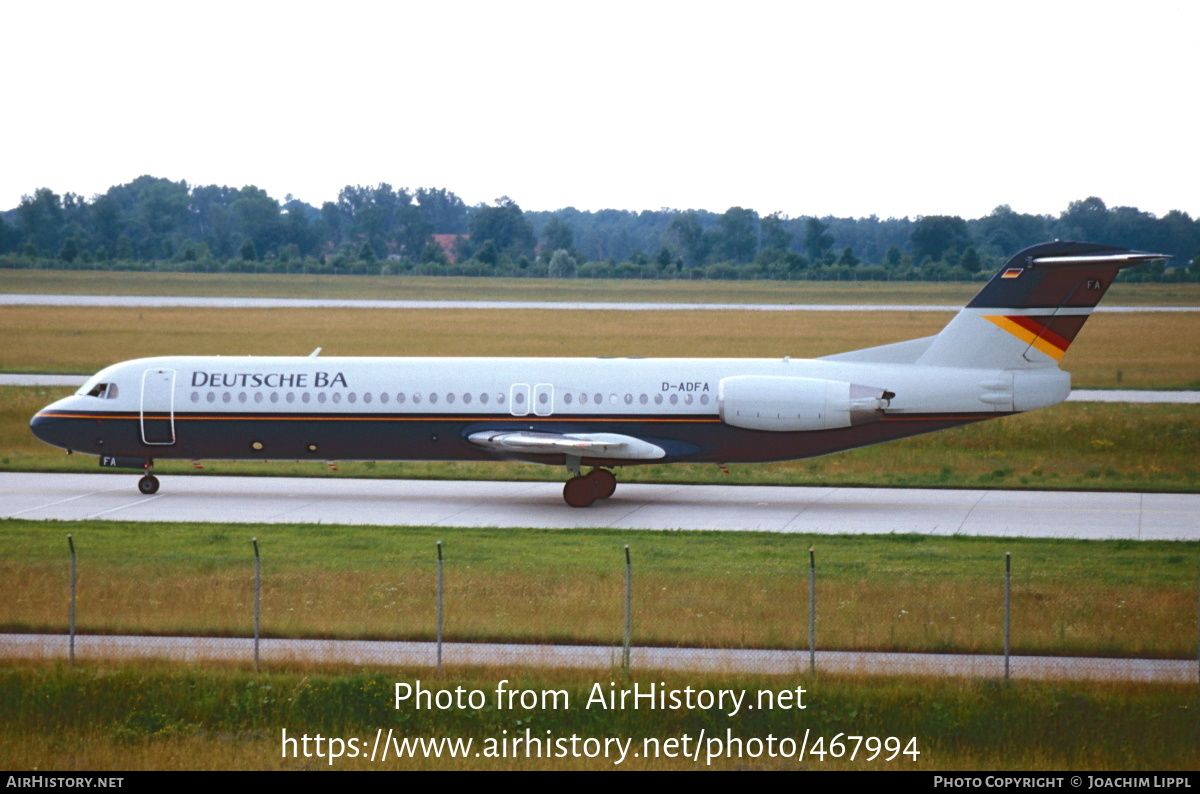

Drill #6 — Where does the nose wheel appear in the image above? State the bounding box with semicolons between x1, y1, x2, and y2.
138;474;160;495
563;468;616;508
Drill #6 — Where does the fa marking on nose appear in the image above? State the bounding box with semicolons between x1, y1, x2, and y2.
1087;279;1103;290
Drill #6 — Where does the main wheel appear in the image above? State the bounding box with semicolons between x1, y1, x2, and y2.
138;474;160;495
563;476;598;508
586;468;617;499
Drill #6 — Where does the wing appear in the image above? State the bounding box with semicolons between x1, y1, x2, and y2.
467;430;665;460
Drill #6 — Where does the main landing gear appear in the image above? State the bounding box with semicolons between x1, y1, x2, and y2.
563;467;617;508
138;473;160;495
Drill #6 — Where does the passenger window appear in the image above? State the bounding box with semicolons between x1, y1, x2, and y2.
430;393;438;404
654;394;663;405
287;393;295;404
302;392;311;404
684;394;693;405
480;393;489;404
255;392;264;404
222;392;231;403
700;394;709;405
333;393;342;404
594;393;602;404
270;393;280;403
318;393;327;404
463;393;471;404
363;393;372;404
207;392;216;403
238;392;247;403
397;393;406;404
414;393;422;404
447;393;455;404
380;393;389;404
580;393;588;404
563;393;573;405
624;394;632;405
639;394;648;405
497;393;506;404
669;394;678;405
191;392;200;403
538;392;547;405
514;392;525;405
348;393;357;404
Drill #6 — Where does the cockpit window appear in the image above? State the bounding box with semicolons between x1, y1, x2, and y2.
84;383;119;399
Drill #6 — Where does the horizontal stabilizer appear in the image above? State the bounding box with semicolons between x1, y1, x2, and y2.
467;430;666;460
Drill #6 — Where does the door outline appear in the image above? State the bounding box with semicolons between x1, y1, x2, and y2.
140;369;177;445
509;383;530;417
533;383;554;416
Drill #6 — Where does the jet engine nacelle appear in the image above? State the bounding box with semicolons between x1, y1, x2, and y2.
718;376;892;432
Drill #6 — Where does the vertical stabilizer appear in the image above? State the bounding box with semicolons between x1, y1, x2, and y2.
915;242;1169;370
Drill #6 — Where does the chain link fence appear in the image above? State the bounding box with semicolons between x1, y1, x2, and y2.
1;534;1197;683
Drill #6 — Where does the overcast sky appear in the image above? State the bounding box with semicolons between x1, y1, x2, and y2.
3;0;1196;220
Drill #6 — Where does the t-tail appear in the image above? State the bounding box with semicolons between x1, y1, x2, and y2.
917;241;1170;370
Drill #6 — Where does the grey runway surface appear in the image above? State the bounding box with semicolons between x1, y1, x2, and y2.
4;633;1193;682
2;472;1195;540
3;293;1197;312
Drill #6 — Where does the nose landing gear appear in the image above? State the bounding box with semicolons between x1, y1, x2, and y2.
138;473;160;495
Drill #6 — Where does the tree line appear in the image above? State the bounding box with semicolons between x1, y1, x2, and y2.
1;176;1196;282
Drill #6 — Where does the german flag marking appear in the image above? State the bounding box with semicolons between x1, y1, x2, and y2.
1001;268;1023;279
983;315;1069;361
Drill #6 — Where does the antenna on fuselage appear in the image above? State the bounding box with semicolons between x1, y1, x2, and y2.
309;347;322;358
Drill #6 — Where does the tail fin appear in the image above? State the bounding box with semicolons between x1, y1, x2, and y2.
915;241;1169;369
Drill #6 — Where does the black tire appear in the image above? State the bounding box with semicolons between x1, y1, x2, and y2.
563;476;596;508
586;468;617;499
138;474;159;495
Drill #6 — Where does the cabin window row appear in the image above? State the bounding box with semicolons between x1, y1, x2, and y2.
187;390;711;408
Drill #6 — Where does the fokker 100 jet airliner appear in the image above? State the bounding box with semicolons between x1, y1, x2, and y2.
31;241;1167;507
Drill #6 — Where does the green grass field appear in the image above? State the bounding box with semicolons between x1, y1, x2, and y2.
4;520;1195;659
1;664;1196;770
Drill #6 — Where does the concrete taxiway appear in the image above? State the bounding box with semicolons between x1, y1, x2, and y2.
1;472;1195;540
4;633;1193;682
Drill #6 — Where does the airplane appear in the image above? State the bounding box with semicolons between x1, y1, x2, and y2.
30;241;1168;507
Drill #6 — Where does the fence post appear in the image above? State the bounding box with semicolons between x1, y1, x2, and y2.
436;541;444;678
1196;560;1199;688
1004;552;1012;681
67;534;76;667
623;545;632;669
252;538;261;672
808;547;816;675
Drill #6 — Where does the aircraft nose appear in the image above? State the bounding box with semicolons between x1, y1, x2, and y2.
30;399;75;451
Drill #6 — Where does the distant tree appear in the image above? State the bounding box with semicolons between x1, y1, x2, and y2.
715;206;758;263
548;249;577;278
885;244;903;267
803;217;834;261
59;236;80;263
910;215;970;262
960;246;981;272
668;211;709;268
421;241;449;265
1058;196;1109;242
837;247;859;266
655;245;674;269
542;215;574;253
978;204;1050;255
16;188;64;258
240;238;258;262
358;241;376;262
474;240;499;266
468;197;536;259
415;187;468;234
760;211;792;252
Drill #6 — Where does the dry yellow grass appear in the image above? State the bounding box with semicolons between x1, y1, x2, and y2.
3;305;1197;388
5;268;1198;305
